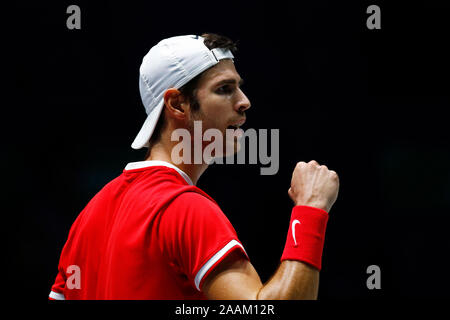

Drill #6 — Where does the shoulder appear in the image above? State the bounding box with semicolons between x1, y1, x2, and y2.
160;188;237;226
164;191;224;221
170;191;219;209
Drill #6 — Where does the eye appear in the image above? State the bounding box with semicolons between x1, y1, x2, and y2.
216;85;233;94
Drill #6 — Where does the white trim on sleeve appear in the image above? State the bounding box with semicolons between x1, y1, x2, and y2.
49;291;65;300
194;239;246;291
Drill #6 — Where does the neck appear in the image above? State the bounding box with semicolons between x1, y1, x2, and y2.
145;139;208;186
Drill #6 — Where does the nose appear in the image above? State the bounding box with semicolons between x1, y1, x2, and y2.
235;88;251;113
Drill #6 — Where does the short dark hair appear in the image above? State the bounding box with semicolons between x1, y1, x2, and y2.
145;33;238;156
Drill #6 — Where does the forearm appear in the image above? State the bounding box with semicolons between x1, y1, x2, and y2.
256;260;319;300
204;206;327;300
254;205;328;300
204;161;338;300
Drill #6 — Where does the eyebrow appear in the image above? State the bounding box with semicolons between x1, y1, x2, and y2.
215;78;244;87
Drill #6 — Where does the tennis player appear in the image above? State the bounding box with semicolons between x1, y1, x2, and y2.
49;33;339;300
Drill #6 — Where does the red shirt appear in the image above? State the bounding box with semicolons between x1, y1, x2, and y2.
49;161;247;300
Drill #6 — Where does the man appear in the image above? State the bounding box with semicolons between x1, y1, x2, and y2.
49;33;339;300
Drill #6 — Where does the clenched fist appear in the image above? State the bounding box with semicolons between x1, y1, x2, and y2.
288;160;339;213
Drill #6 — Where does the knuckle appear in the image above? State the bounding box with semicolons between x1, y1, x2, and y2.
295;161;306;170
330;170;339;179
288;187;295;197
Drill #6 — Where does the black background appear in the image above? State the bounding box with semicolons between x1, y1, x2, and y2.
7;0;450;302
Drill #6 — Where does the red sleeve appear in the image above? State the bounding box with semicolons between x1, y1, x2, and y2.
49;268;66;300
158;191;248;291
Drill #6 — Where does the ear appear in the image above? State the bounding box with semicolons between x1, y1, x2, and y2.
163;88;188;120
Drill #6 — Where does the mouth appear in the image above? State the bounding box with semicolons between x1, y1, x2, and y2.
227;118;246;131
227;125;240;131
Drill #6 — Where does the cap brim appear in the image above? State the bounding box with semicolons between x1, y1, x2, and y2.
131;99;165;149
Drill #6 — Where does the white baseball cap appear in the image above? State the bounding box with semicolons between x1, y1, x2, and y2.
131;35;235;149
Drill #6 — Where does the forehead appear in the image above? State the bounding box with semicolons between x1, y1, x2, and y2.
198;59;241;86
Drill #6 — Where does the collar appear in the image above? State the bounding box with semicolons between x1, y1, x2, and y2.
124;160;194;186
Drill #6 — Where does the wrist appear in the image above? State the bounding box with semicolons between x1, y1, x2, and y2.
293;204;328;214
281;206;329;270
294;201;329;212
